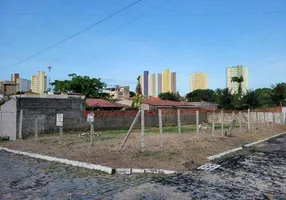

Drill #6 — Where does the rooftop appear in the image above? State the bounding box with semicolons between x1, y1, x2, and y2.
86;99;123;108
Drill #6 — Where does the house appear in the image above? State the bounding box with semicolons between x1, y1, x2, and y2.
116;97;198;110
86;99;125;110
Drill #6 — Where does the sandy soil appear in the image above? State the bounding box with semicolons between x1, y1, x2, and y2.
1;124;286;171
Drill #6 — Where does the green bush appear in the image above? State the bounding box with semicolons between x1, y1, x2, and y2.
0;136;10;141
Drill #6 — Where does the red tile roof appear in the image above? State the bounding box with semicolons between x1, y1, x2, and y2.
86;99;123;108
143;98;186;106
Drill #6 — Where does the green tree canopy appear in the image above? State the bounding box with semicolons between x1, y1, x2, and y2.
186;89;216;102
254;88;274;107
270;83;286;106
51;73;109;99
242;90;261;109
158;92;180;102
132;76;143;109
215;88;235;109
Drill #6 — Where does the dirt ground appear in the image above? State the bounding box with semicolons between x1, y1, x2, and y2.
1;124;286;171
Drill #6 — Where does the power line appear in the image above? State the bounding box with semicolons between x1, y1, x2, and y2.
43;0;173;66
1;11;285;17
11;0;144;67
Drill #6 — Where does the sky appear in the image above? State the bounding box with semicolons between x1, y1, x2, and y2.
0;0;285;95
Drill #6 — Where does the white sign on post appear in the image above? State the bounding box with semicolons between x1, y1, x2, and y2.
56;114;63;126
87;112;95;124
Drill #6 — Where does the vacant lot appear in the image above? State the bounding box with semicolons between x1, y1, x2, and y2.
1;124;286;171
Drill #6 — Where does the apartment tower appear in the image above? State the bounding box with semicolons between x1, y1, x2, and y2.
226;65;248;94
190;72;208;92
31;71;47;94
148;74;156;97
157;73;163;95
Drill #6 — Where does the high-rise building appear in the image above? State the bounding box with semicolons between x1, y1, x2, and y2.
143;71;149;96
11;73;19;84
148;74;156;97
31;71;47;94
169;72;176;93
157;73;163;96
190;72;208;92
18;78;31;92
163;69;169;93
226;65;248;94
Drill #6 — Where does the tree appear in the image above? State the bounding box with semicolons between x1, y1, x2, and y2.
243;90;261;109
231;75;244;97
132;76;143;109
186;89;216;102
270;83;286;106
216;88;235;109
129;91;135;97
255;88;274;107
158;92;180;101
51;74;108;99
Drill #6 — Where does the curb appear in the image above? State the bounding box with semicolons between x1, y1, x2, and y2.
0;147;115;174
207;131;286;161
0;147;177;175
115;168;176;175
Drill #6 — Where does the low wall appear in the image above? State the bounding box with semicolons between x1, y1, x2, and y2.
207;111;286;124
21;109;86;137
86;109;208;130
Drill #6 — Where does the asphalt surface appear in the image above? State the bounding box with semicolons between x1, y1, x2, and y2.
1;135;285;200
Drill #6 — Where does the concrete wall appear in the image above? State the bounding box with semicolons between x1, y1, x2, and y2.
0;99;17;140
17;97;86;138
207;111;286;124
88;109;208;130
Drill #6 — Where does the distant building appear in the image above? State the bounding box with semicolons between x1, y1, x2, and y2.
0;81;17;95
169;72;176;93
18;78;31;92
143;71;149;96
148;74;156;97
104;85;130;99
31;71;47;94
190;72;208;92
11;73;19;84
157;73;163;96
163;69;169;93
226;65;248;94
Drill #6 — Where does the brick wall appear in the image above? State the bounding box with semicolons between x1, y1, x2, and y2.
85;108;208;130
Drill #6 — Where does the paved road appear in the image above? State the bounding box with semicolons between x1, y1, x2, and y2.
1;135;285;199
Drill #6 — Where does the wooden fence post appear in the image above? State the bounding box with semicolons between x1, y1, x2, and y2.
248;109;251;132
212;112;215;137
177;109;182;143
221;110;224;136
34;118;38;141
90;123;95;146
119;110;141;151
159;109;163;147
140;105;145;152
239;111;242;133
18;109;23;139
196;110;199;138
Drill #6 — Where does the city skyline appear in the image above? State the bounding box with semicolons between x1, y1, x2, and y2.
1;0;285;95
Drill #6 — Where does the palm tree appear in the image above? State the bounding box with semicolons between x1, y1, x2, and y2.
231;75;244;97
243;90;261;109
216;88;235;109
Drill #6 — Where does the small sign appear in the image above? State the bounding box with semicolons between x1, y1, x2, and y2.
87;112;95;124
56;114;63;126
